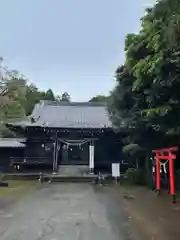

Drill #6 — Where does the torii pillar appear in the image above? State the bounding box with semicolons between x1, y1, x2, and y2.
152;147;178;203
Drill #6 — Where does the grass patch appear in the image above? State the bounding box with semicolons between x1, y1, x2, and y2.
0;180;38;197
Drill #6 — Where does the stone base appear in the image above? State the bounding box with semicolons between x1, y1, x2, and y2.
58;165;89;176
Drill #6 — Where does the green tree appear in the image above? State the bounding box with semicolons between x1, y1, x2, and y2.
89;95;108;103
108;0;180;183
0;57;72;136
25;84;40;115
44;89;55;101
61;92;71;102
4;101;25;119
109;0;180;146
0;69;27;137
123;0;180;137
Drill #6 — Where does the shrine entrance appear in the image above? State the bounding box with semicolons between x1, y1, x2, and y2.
68;145;82;162
152;146;178;203
59;139;90;165
55;138;95;171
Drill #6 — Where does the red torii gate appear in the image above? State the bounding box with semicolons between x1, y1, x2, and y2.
152;146;178;203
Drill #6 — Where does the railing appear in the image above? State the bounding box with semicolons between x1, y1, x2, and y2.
10;157;53;165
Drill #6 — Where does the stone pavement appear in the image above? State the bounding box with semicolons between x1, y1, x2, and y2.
0;183;136;240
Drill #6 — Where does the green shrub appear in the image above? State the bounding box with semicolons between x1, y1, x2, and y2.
124;168;145;185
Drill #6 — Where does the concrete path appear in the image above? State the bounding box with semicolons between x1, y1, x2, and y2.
0;183;134;240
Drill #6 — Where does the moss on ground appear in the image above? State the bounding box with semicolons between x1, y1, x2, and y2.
0;180;38;197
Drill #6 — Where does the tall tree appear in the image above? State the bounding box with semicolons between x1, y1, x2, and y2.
108;0;180;165
0;68;27;137
125;0;180;138
44;89;55;101
25;84;41;115
61;92;71;102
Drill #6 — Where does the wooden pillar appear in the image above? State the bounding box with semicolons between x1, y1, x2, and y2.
169;153;176;203
89;140;94;173
53;141;56;173
156;152;161;193
55;141;60;170
53;132;58;173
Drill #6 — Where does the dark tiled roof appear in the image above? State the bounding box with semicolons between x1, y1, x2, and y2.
0;138;26;148
8;101;112;129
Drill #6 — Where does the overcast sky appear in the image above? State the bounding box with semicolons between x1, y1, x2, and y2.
0;0;156;101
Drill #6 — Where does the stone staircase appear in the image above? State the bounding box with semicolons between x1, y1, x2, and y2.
4;171;97;183
58;165;90;176
3;165;97;183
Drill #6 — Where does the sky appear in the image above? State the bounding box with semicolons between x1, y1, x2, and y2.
0;0;156;101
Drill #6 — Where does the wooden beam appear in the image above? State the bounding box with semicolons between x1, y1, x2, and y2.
152;147;178;153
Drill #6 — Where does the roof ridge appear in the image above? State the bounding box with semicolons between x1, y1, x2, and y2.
39;100;107;107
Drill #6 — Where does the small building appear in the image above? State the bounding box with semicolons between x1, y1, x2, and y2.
7;101;122;173
0;138;25;172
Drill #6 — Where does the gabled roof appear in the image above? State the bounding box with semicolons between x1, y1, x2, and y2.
7;101;112;129
0;138;26;148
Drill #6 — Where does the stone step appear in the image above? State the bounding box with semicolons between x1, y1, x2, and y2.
58;165;89;176
2;173;97;183
47;176;96;183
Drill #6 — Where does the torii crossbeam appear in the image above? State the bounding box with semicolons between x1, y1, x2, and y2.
152;147;178;203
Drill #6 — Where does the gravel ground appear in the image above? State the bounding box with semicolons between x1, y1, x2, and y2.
110;185;180;240
0;183;140;240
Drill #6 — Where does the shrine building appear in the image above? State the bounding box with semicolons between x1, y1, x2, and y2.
6;101;122;173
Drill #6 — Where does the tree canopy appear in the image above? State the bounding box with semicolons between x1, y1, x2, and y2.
61;92;71;102
108;0;180;155
0;59;71;137
89;95;108;103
